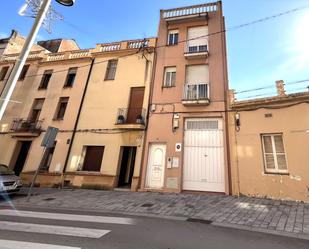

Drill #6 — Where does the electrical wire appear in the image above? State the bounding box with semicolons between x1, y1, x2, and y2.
1;4;308;83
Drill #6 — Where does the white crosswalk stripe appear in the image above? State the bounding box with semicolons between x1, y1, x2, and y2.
0;239;81;249
0;221;110;238
0;209;135;225
0;209;135;248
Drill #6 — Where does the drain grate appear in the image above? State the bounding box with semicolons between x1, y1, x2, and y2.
187;218;213;224
141;203;154;207
43;197;56;201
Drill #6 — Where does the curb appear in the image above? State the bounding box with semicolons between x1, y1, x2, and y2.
212;222;309;241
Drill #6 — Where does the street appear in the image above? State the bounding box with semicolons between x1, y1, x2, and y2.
0;203;308;249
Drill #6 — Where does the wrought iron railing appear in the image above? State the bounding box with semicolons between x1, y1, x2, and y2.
183;83;209;100
10;118;43;133
186;44;208;54
116;108;146;125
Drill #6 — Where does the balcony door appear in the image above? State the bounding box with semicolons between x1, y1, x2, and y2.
127;87;145;123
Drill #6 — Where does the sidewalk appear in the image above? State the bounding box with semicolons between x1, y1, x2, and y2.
1;188;309;239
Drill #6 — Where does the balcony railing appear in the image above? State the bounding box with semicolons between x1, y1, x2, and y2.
183;83;210;105
185;44;208;58
116;108;146;125
11;119;43;133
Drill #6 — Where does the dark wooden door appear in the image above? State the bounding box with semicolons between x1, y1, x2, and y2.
13;141;32;176
83;146;104;171
127;87;145;123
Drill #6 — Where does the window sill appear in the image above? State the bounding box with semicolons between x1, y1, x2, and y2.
264;172;289;176
53;118;64;121
63;86;73;89
38;88;47;91
162;85;176;88
167;44;178;47
104;78;115;81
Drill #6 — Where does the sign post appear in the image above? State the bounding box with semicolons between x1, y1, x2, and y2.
27;126;58;201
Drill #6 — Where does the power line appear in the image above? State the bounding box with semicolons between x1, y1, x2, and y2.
1;4;308;84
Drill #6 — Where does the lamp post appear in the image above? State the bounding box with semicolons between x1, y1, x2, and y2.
0;0;75;120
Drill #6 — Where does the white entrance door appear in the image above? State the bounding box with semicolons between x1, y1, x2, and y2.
146;144;166;189
183;118;225;192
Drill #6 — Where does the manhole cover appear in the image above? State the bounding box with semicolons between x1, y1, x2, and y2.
187;218;213;224
43;197;56;201
141;203;154;207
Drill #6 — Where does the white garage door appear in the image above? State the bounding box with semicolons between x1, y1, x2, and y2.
183;118;225;192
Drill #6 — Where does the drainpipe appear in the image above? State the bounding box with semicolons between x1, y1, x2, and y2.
61;58;95;186
137;46;157;190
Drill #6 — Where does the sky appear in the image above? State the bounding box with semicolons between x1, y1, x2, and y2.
1;0;309;99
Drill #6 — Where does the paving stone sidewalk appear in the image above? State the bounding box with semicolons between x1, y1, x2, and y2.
1;188;309;238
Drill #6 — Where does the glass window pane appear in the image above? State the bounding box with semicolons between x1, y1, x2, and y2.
263;136;273;153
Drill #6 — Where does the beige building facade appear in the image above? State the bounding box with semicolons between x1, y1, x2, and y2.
140;2;230;194
65;39;156;191
229;82;309;202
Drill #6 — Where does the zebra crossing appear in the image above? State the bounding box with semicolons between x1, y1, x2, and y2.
0;208;135;249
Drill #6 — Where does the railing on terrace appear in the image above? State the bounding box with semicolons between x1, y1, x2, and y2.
100;43;121;52
163;3;218;19
116;108;146;125
11;118;43;133
183;83;209;100
186;44;208;54
127;40;149;49
69;50;90;59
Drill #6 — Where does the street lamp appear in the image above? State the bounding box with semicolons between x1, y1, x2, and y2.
0;0;75;120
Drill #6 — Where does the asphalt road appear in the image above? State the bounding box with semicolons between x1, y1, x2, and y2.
0;202;308;249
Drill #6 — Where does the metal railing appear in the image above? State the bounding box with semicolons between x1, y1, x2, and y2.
183;83;209;100
186;44;208;54
116;108;146;125
163;3;217;19
11;118;43;133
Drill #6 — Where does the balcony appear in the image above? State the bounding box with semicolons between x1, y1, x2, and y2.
10;119;43;136
182;83;210;105
115;108;146;130
184;44;208;59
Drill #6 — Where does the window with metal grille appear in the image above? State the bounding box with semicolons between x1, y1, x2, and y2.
262;134;288;173
167;30;179;46
54;97;69;120
163;67;176;87
105;60;118;80
18;64;30;81
186;120;219;130
38;70;52;89
0;66;9;81
64;68;77;87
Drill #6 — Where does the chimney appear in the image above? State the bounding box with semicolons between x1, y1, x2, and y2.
276;80;285;97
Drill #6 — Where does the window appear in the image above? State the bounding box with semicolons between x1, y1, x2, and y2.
0;66;9;81
64;67;77;87
41;141;56;171
54;97;69;120
187;26;208;53
105;60;118;80
163;67;176;87
18;64;30;81
262;134;288;173
167;30;179;46
38;70;52;89
184;65;209;100
29;98;45;122
82;146;104;171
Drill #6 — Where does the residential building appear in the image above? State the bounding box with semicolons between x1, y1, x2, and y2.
0;42;93;187
65;38;156;191
229;81;309;202
140;1;230;193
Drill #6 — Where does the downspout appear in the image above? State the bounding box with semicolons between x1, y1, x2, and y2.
218;1;232;195
61;58;95;186
137;46;157;190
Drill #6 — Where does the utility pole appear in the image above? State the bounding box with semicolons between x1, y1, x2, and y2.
0;0;74;120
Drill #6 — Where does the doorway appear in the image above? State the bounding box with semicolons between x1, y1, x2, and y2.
11;141;32;176
145;143;166;189
127;87;145;123
117;147;137;188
